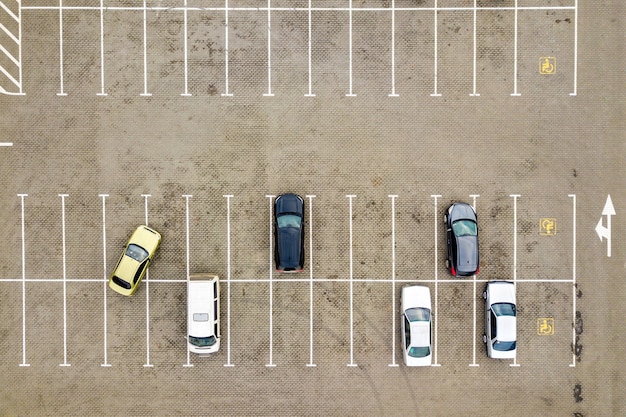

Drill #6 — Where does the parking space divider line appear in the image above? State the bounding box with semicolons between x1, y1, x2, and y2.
430;195;441;366
96;0;107;96
266;195;276;367
430;1;441;97
18;193;29;367
183;195;193;367
59;194;70;367
304;0;315;97
221;0;233;97
223;195;235;367
388;195;399;367
99;194;111;367
388;2;398;97
509;194;521;367
346;195;357;367
56;0;67;97
569;194;577;367
570;0;578;96
345;1;356;97
140;0;151;97
510;0;521;97
469;1;480;97
263;0;274;97
469;195;480;367
306;195;317;367
181;0;191;97
141;194;154;367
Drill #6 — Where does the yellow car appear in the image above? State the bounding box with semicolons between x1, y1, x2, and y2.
109;225;162;296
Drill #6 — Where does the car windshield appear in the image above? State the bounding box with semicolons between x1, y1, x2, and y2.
408;346;431;358
492;302;516;316
126;243;149;262
277;214;302;229
493;340;516;351
452;219;477;236
189;335;217;347
405;307;430;322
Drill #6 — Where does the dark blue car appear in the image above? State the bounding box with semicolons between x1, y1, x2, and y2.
444;202;479;277
274;194;305;272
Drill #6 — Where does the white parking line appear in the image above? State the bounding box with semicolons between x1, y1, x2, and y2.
140;0;151;97
181;0;191;97
99;194;111;367
346;194;357;367
306;195;316;367
221;0;233;97
430;195;441;366
265;195;276;367
388;195;399;367
0;142;14;146
469;194;480;367
141;194;153;367
56;0;67;96
18;193;29;367
388;1;398;97
470;0;480;97
59;194;70;367
263;0;274;97
430;1;441;97
569;194;577;367
96;0;107;96
509;194;521;367
511;0;521;97
304;0;315;97
570;0;578;96
223;194;234;367
183;195;193;367
346;1;355;97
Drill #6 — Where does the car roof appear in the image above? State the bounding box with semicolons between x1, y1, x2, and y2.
496;316;517;342
410;321;430;347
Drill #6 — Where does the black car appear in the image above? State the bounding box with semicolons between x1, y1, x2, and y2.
274;194;305;272
444;202;479;277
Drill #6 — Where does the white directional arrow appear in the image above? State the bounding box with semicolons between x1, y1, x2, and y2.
595;195;615;257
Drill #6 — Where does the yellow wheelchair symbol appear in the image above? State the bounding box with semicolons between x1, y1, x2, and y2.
540;218;557;236
537;318;554;335
540;57;556;74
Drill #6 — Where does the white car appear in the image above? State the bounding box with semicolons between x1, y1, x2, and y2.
401;285;432;366
187;274;221;355
483;281;517;359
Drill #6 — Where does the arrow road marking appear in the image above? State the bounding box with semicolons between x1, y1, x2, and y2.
595;195;615;257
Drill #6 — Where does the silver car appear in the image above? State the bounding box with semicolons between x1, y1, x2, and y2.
401;285;432;366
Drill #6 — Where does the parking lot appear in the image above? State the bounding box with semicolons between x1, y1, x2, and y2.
0;1;624;416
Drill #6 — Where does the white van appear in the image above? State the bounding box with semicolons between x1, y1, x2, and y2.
187;274;220;355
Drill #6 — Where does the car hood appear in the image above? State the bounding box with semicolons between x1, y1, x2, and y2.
278;227;302;268
275;194;303;216
449;203;476;222
455;235;478;273
402;286;431;311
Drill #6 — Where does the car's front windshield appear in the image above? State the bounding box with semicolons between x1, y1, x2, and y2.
277;214;302;229
405;307;430;322
408;346;431;358
189;335;217;347
492;302;516;316
452;219;477;236
126;243;149;262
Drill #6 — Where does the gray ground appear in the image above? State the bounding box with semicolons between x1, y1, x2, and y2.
0;1;624;416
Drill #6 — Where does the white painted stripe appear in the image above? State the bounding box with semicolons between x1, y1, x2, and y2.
0;41;19;66
0;21;19;45
57;0;65;96
182;195;192;367
388;195;398;366
266;195;276;367
0;1;19;21
263;0;273;97
511;0;520;97
388;1;398;97
17;0;22;94
20;6;577;12
181;0;190;96
430;195;441;366
18;194;29;366
469;194;480;367
306;195;316;367
99;194;110;367
221;0;233;97
140;0;150;96
570;0;578;96
59;194;70;366
346;195;357;366
430;0;441;97
223;195;234;366
470;0;480;97
141;194;153;367
569;194;577;367
1;142;14;146
304;0;314;97
346;1;355;97
510;194;520;367
0;63;20;87
97;0;106;96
